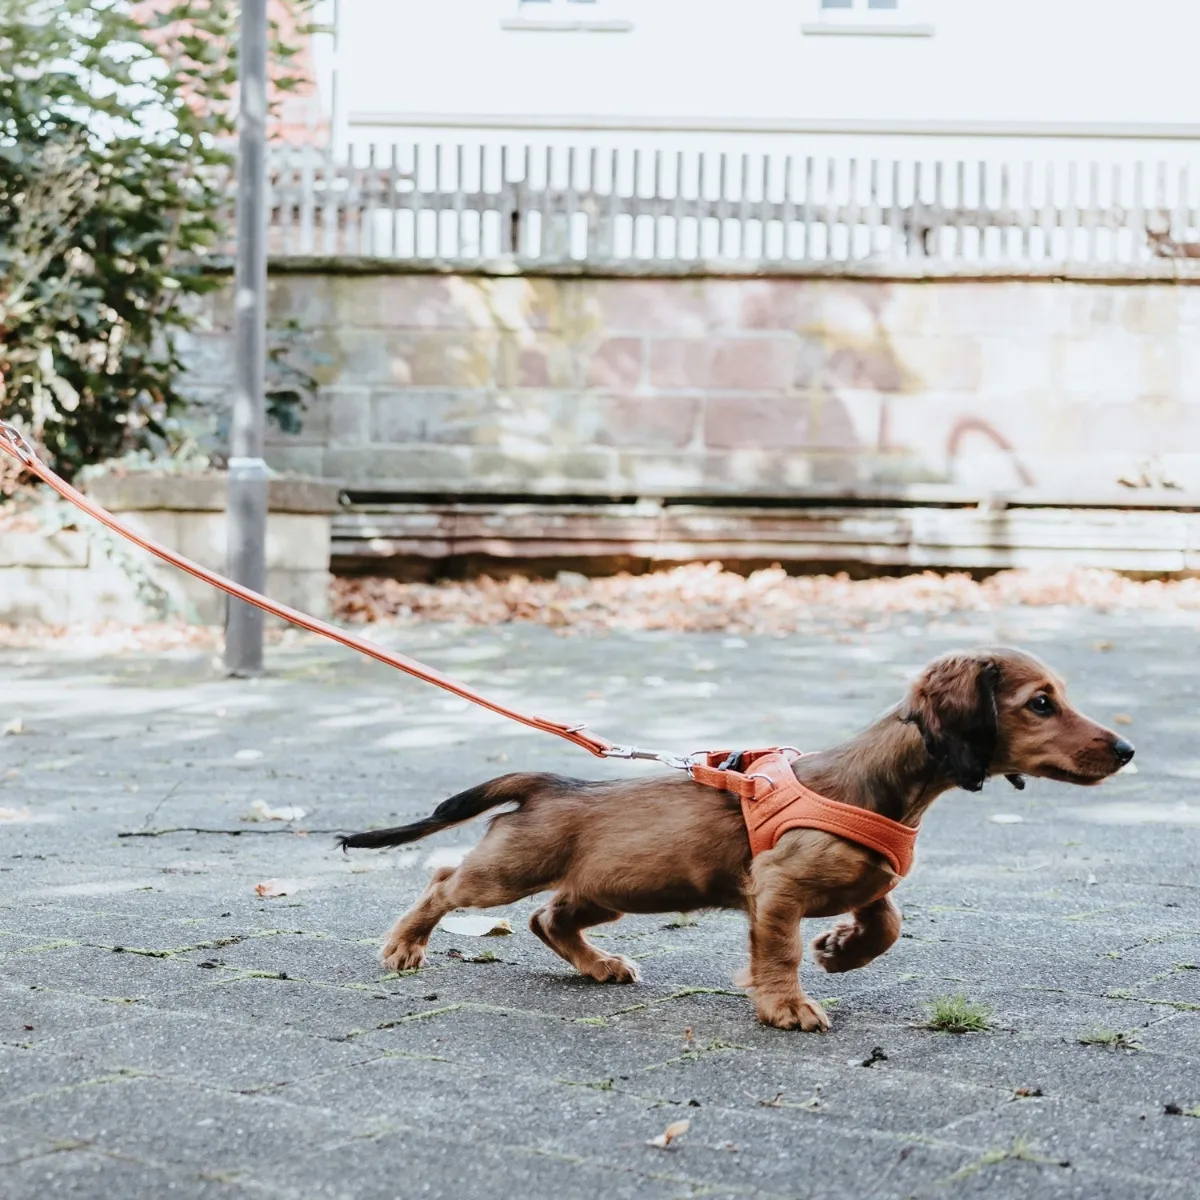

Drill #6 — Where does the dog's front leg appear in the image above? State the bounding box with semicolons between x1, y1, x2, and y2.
811;894;902;974
744;869;830;1033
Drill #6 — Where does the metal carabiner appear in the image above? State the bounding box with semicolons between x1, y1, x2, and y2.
0;420;38;467
601;745;693;772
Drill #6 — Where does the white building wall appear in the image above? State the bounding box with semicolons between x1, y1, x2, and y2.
329;0;1200;168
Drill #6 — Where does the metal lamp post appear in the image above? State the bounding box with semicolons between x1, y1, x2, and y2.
225;0;269;677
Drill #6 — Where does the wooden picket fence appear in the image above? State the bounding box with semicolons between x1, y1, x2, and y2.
264;142;1200;267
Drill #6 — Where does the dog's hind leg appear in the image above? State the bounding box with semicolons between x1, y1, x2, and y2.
810;895;901;974
529;894;638;984
381;823;556;972
381;866;458;971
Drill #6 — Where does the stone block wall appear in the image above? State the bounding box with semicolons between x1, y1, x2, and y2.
179;271;1200;498
0;477;337;625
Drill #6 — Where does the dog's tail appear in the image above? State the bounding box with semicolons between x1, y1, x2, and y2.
338;773;548;852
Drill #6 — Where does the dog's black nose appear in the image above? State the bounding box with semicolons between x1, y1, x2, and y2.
1112;738;1135;766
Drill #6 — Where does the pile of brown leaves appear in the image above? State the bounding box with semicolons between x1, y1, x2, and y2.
6;565;1198;651
331;564;1200;636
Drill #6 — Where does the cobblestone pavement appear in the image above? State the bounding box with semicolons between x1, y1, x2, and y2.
1;608;1198;1199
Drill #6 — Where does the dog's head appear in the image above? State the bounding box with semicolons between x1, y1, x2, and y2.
902;648;1134;792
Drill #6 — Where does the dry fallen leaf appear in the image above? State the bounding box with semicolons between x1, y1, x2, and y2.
254;879;298;899
438;915;513;937
2;717;24;736
1113;713;1134;726
243;799;307;823
647;1119;690;1149
445;947;501;964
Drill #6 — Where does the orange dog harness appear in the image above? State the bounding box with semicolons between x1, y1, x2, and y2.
691;748;917;880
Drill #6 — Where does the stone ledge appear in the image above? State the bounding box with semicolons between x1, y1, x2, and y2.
1;480;336;623
83;473;341;514
332;499;1200;576
0;530;89;569
199;257;1200;285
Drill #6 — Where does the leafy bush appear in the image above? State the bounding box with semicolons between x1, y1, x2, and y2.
0;0;308;480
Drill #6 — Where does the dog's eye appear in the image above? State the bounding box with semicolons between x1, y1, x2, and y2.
1028;694;1055;717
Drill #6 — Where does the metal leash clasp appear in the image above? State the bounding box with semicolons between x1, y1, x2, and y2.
0;420;38;468
602;745;694;773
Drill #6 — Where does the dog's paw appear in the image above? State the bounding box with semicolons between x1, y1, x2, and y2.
731;966;752;989
586;954;640;985
755;993;831;1033
381;942;427;972
811;924;860;974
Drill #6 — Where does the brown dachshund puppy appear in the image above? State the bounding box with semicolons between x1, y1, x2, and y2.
341;648;1133;1031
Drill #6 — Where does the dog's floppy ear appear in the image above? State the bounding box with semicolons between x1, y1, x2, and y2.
903;654;1000;792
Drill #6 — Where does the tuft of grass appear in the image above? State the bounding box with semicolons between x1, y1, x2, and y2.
925;994;993;1034
1078;1027;1142;1050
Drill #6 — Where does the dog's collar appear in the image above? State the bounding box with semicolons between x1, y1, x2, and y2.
690;748;917;879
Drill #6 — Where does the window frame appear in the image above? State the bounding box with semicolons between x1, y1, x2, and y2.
502;0;633;33
805;0;934;38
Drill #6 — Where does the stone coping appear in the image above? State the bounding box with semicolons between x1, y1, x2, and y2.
196;255;1200;284
82;473;341;515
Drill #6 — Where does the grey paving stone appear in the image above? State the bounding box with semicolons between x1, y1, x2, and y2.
143;976;412;1041
268;1127;725;1200
933;1159;1184;1200
36;1010;378;1092
0;984;138;1049
0;1121;74;1168
0;1147;240;1199
939;1096;1200;1194
10;1075;358;1177
0;943;219;999
0;1043;133;1109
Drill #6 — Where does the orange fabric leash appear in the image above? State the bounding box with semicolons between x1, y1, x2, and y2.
1;421;916;880
692;748;917;878
0;423;614;759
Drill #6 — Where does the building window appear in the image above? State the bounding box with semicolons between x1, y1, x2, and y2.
503;0;632;32
807;0;933;36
